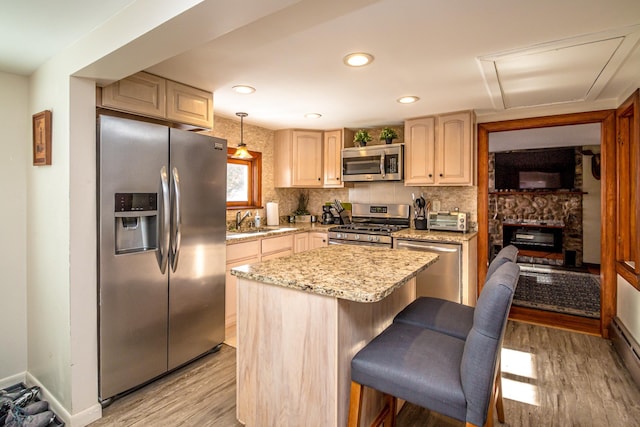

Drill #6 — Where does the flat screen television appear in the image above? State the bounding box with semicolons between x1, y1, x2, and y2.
494;147;575;190
518;171;562;189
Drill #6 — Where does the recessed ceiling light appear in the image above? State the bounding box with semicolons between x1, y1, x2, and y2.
343;52;374;67
232;85;256;94
305;113;322;119
397;96;420;104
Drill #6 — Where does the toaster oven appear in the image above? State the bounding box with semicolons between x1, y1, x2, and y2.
427;211;469;232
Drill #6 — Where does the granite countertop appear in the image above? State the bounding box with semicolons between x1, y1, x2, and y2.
226;223;332;243
231;245;438;303
392;228;478;243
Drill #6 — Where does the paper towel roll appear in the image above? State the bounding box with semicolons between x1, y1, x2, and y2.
266;202;279;226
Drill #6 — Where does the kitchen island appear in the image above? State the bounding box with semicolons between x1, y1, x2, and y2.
231;245;438;427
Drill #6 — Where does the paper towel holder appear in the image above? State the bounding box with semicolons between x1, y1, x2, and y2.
266;201;279;226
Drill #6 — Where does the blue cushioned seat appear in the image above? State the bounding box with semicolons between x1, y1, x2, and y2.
352;323;467;421
393;297;474;339
349;262;520;427
393;245;518;338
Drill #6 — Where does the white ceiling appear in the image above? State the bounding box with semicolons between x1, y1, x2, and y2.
0;0;137;75
2;0;640;131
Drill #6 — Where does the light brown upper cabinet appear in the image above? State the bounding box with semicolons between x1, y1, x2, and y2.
99;71;213;129
404;110;475;186
274;129;323;188
323;128;354;188
166;80;213;129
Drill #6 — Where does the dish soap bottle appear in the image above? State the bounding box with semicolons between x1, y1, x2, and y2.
254;210;261;228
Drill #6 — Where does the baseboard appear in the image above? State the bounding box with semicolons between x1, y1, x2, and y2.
0;372;26;390
609;317;640;388
25;372;102;427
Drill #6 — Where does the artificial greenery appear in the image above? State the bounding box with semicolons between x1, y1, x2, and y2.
293;191;310;215
353;129;373;145
379;127;398;141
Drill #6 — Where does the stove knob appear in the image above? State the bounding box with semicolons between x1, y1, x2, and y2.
367;235;373;242
354;234;360;240
373;236;380;242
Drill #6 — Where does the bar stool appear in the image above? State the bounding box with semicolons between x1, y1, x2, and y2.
348;262;520;427
392;245;518;339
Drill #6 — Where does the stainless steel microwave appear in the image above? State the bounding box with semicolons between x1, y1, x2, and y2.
342;144;403;182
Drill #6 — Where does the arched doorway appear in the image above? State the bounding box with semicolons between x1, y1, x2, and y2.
477;110;616;337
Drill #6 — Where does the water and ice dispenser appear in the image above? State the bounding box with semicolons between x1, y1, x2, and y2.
114;193;158;254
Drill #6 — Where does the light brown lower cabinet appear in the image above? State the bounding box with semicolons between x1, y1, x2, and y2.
225;240;260;334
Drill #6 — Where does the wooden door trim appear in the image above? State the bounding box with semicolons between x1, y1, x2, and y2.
477;110;616;337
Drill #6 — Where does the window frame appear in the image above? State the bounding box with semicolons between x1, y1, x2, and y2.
616;89;640;290
226;147;262;210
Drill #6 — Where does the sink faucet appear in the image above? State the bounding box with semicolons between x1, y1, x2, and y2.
236;210;252;229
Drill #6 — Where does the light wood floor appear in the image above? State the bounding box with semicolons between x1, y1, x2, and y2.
90;321;640;426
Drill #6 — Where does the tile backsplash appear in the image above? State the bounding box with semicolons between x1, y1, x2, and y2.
349;182;478;230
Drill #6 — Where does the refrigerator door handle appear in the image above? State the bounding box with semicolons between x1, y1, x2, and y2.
170;167;182;272
157;166;171;274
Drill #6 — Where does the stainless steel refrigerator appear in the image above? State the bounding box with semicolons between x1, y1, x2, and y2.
97;114;226;402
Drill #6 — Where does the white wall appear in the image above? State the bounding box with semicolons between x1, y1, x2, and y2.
618;275;640;343
28;61;73;410
581;146;601;264
0;72;29;384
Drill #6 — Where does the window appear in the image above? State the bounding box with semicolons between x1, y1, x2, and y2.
227;148;262;209
616;89;639;289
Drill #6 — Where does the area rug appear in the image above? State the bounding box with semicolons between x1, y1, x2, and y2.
512;266;601;318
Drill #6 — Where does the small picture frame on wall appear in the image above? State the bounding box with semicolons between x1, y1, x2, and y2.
33;110;52;166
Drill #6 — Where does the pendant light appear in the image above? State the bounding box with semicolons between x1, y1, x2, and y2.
232;112;253;159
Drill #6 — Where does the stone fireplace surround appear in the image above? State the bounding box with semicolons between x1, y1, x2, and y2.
488;149;584;266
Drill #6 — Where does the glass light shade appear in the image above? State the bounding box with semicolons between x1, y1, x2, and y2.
232;143;253;159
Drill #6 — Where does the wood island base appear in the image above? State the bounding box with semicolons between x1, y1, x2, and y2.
236;277;416;427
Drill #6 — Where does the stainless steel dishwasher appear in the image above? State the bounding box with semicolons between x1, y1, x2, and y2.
394;239;462;303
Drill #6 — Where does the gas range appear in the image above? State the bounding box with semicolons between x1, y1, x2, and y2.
328;203;410;247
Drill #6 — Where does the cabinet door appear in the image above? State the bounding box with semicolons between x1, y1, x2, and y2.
166;80;213;129
226;241;261;333
437;111;473;185
274;130;293;188
262;234;294;255
292;131;323;187
404;117;436;186
323;130;343;188
101;71;166;119
294;232;310;253
309;232;328;249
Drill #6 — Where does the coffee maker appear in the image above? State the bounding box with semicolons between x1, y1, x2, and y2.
321;205;335;225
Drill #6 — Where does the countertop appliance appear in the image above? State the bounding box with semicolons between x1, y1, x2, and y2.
341;144;403;182
427;211;469;232
394;239;462;303
97;115;226;403
328;203;410;247
321;205;336;225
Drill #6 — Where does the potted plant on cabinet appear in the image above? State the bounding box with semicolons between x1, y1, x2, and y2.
379;127;398;144
353;129;373;147
293;191;311;222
